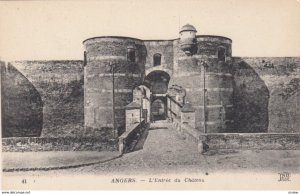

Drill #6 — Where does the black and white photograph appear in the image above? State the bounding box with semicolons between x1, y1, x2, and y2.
1;0;300;191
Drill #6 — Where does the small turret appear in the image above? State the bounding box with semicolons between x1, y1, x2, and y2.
179;24;197;55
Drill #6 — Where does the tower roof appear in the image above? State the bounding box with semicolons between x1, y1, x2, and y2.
180;24;197;33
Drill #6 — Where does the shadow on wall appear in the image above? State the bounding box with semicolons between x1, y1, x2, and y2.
232;58;270;133
1;63;43;137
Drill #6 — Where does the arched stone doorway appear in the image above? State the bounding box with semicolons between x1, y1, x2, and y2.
151;97;167;121
144;70;170;122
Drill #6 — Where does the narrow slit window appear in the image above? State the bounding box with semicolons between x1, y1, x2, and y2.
153;53;161;66
83;51;87;66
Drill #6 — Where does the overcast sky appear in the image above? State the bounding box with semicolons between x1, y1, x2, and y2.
0;0;300;61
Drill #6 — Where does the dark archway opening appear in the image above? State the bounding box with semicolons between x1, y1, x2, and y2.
144;70;170;122
151;98;167;121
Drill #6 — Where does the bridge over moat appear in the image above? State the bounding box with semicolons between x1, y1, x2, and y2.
82;121;209;174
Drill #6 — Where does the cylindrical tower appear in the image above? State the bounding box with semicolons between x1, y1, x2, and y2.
174;27;234;133
83;36;146;135
179;24;197;55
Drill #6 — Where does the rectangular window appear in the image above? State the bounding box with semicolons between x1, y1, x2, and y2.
153;53;161;66
127;49;135;62
217;47;226;61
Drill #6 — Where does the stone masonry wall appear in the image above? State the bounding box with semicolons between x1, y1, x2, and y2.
2;60;84;137
2;136;118;152
172;36;234;132
144;40;174;72
201;133;300;150
83;37;145;135
232;57;300;133
1;62;43;137
1;47;300;138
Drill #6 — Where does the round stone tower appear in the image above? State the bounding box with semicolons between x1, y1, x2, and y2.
174;24;234;133
83;36;146;135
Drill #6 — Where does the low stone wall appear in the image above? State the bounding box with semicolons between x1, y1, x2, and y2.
172;117;205;152
201;133;300;150
118;120;147;154
173;117;300;152
173;117;197;140
2;136;118;152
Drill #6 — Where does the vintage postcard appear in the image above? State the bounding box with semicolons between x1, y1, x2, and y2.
1;0;300;191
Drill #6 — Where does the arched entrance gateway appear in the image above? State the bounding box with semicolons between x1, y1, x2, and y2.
151;98;167;121
144;70;170;122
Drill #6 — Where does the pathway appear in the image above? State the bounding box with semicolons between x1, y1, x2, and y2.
3;121;300;175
